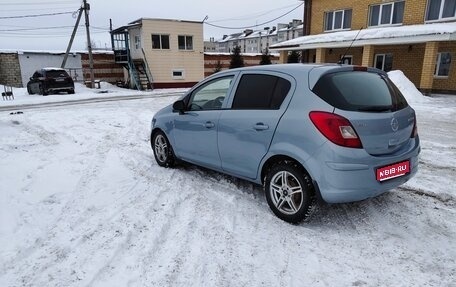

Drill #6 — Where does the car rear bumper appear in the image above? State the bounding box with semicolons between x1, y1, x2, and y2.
47;86;74;92
307;138;420;203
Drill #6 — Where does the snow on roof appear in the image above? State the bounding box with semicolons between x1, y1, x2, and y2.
128;18;201;25
42;67;66;71
271;22;456;50
216;21;302;43
204;52;280;57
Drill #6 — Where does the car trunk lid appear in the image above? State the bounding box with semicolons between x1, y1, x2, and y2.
335;107;415;155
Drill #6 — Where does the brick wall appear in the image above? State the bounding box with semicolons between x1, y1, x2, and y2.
80;53;124;84
374;44;426;88
0;53;22;87
311;0;428;35
322;47;364;65
204;53;280;77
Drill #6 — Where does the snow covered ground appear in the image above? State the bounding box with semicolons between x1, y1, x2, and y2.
0;75;455;286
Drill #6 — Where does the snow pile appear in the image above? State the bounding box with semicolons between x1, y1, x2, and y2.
388;70;431;104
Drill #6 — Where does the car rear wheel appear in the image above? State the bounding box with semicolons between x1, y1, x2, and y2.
265;161;315;223
152;131;175;167
68;88;75;94
27;86;33;95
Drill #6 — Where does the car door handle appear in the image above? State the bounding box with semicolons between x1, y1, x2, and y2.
253;123;269;131
204;121;215;128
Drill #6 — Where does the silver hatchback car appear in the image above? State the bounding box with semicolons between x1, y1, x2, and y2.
151;64;420;223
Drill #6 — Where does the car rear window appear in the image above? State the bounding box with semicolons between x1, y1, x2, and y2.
312;71;408;112
45;70;69;78
232;74;291;110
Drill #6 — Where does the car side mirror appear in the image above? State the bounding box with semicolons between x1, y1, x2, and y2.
30;77;33;81
172;100;186;114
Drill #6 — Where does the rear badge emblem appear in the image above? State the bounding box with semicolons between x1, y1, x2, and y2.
391;118;399;132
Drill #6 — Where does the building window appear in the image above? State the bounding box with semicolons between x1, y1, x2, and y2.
375;54;393;72
435;52;452;77
113;33;126;50
369;1;405;26
172;69;185;79
426;0;456;21
178;35;193;50
325;9;352;31
134;35;141;50
152;34;170;49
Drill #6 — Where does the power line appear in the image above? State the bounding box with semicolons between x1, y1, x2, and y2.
205;2;304;30
0;25;109;34
0;11;75;20
0;1;75;5
0;31;107;37
209;3;300;23
0;6;78;13
0;26;77;32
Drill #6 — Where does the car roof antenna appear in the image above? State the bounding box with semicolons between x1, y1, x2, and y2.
338;27;363;65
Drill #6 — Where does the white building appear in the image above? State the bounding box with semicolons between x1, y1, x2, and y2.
210;19;303;53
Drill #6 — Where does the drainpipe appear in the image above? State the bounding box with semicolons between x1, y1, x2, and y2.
301;0;312;63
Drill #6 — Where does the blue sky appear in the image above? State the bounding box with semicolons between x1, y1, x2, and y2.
0;0;304;51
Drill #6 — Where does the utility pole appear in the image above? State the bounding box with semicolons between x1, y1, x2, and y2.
61;8;83;69
83;0;95;88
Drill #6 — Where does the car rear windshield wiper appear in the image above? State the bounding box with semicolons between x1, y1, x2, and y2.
357;105;392;112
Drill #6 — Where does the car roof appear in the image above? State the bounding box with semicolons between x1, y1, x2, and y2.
210;63;387;89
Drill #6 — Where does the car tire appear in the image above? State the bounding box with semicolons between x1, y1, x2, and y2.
68;89;75;94
27;86;33;95
264;161;316;223
39;85;48;96
151;131;175;168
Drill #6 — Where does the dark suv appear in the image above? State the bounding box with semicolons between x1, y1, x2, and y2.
27;68;75;95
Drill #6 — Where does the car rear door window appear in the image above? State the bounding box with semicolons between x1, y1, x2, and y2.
312;71;408;112
231;74;291;110
46;70;69;78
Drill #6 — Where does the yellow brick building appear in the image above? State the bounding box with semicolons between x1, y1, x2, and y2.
272;0;456;94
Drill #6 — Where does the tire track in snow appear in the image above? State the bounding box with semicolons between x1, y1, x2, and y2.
3;114;123;286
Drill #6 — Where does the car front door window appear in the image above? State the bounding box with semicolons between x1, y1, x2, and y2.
188;77;233;111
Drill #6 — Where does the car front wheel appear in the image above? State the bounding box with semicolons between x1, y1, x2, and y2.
39;85;48;96
265;161;315;223
151;131;175;167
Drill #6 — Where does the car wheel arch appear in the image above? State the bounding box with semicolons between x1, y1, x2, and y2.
261;155;311;185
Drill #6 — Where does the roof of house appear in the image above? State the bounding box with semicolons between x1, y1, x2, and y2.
270;22;456;50
216;22;303;43
0;49;113;55
128;18;202;25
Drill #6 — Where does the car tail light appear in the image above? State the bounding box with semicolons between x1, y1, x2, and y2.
309;111;362;148
411;117;418;138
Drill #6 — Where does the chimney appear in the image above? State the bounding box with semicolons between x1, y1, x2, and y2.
243;29;253;36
